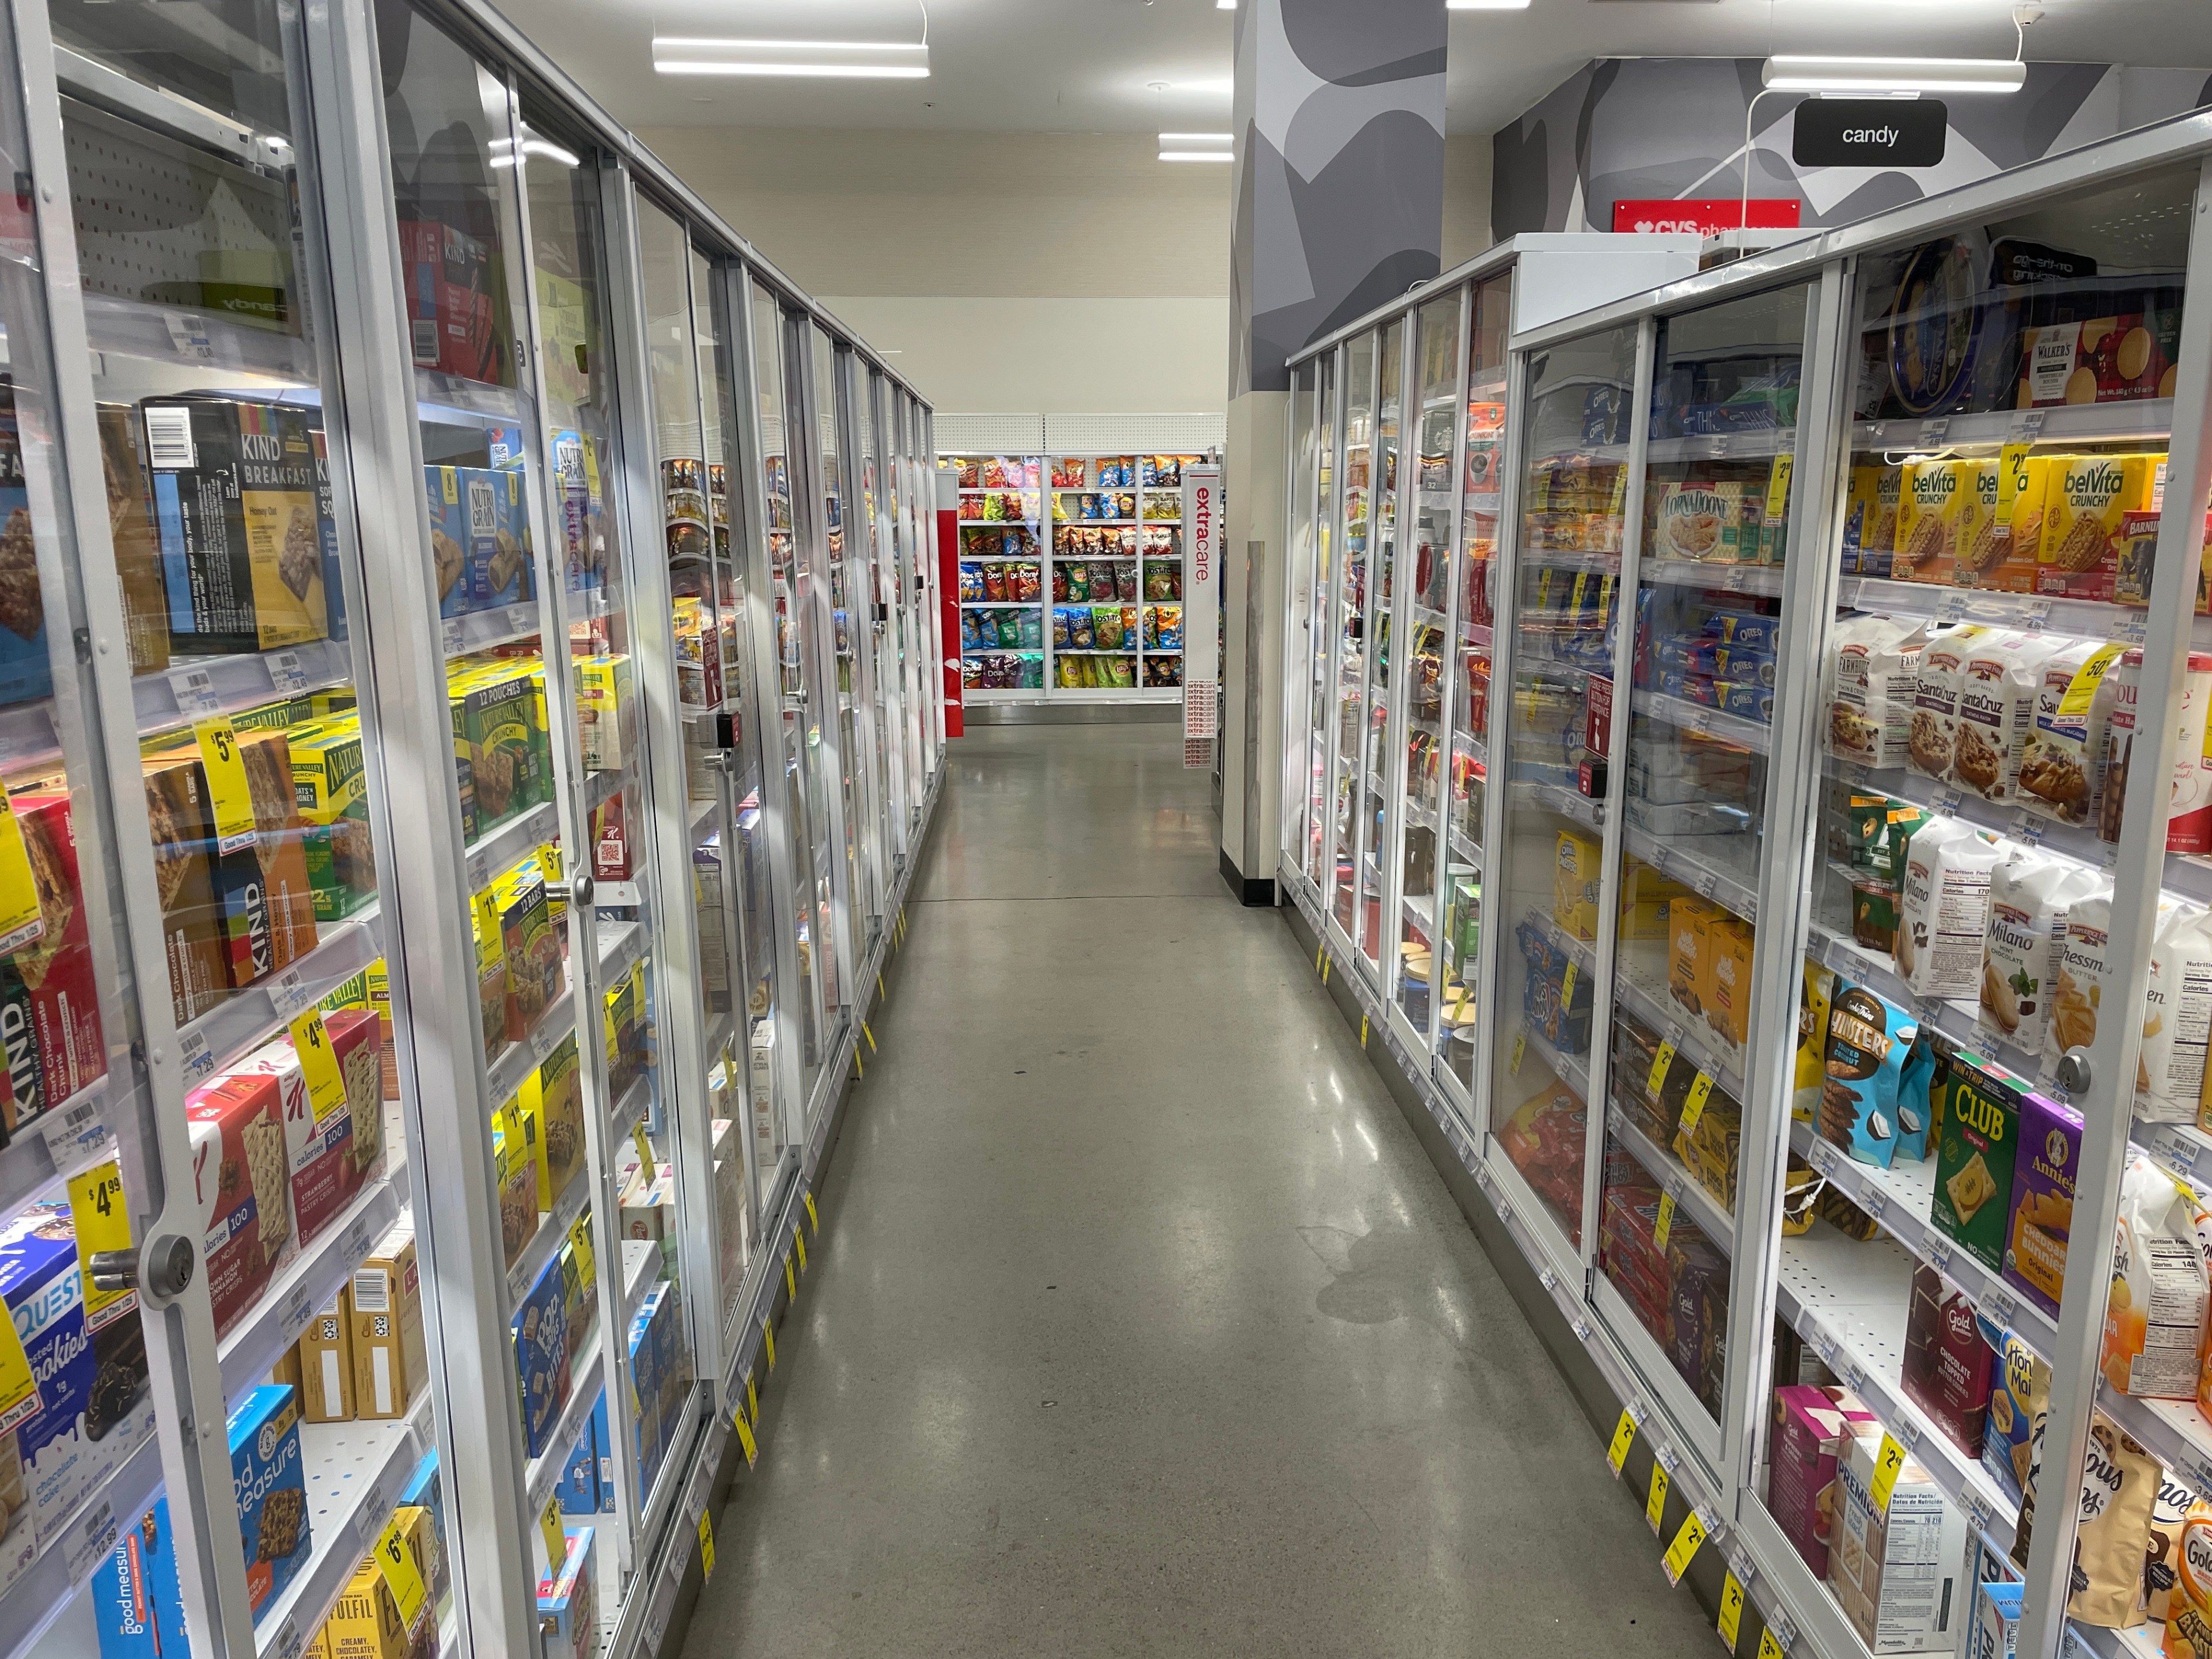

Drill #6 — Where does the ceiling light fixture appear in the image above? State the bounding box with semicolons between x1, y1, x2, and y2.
1447;0;1533;10
653;32;930;79
1160;131;1233;162
1760;55;2027;94
1160;152;1235;162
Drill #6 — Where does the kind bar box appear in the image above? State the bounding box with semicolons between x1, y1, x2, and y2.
187;1071;293;1336
1;794;108;1128
352;1219;426;1419
2002;1089;2082;1319
1900;1263;1997;1456
0;1203;154;1548
1831;1430;1965;1653
143;399;329;652
1770;1384;1877;1578
298;1290;355;1423
1931;1054;2021;1273
95;403;173;675
226;1384;310;1623
92;1501;191;1659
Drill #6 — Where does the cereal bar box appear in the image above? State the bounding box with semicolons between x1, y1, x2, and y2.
2037;452;2161;603
226;1384;310;1622
187;1071;293;1336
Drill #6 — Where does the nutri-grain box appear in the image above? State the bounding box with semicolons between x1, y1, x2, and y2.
0;794;108;1131
234;1005;382;1247
225;1384;309;1623
2003;1089;2083;1319
142;399;328;652
187;1071;293;1336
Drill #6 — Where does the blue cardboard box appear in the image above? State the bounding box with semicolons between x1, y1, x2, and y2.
513;1257;573;1459
399;1448;448;1603
226;1384;309;1623
557;1413;599;1516
470;465;532;609
0;395;52;709
92;1501;190;1658
627;1293;661;1492
588;1388;615;1513
537;1525;598;1659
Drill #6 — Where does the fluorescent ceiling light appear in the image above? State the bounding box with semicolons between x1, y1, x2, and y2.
1160;151;1236;162
1160;132;1232;143
1761;55;2027;93
654;35;930;78
1448;0;1533;9
489;135;579;168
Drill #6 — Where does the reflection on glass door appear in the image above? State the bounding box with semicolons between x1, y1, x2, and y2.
1354;320;1406;969
840;355;886;947
1304;356;1337;889
1327;332;1376;944
1487;324;1638;1250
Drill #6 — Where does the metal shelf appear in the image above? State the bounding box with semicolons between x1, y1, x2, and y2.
1605;1100;1734;1253
0;1427;164;1659
415;368;524;423
442;601;542;660
1630;688;1770;753
1638;558;1786;599
1851;399;2172;452
149;641;357;733
217;1166;409;1402
177;914;387;1087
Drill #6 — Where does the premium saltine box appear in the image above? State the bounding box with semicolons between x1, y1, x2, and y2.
142;398;329;652
1830;1429;1967;1653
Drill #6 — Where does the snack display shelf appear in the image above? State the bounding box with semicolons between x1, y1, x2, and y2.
1644;429;1795;463
1832;574;2175;650
1605;1100;1734;1251
1516;644;1594;685
522;1318;604;1516
1522;547;1622;575
180;914;387;1086
255;1391;438;1659
959;518;1039;528
440;600;542;660
217;1168;408;1399
1056;649;1134;658
1402;890;1433;933
1851;400;2174;450
1804;922;2049;1077
81;291;316;384
1418;489;1455;512
505;1166;595;1315
1772;1229;2021;1551
609;1074;652;1141
688;793;719;841
1615;961;1750;1097
413;367;524;423
586;762;634;815
1447;826;1482;866
465;800;562;893
150;641;355;729
959;601;1035;609
0;1431;166;1659
1630;688;1770;754
0;1084;125;1225
1412;603;1449;632
1516;1019;1589;1098
1404;796;1439;834
1056;519;1137;528
486;981;579;1106
1639;559;1787;600
1462;622;1494;651
1623;823;1760;923
1518;779;1605;836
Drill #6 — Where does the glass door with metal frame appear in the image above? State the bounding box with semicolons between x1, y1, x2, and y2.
836;351;885;951
1354;319;1407;975
1325;330;1376;950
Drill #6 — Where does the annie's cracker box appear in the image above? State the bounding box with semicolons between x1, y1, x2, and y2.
2002;1089;2082;1319
2037;452;2162;603
1;793;108;1128
351;1219;426;1420
226;1384;309;1623
187;1071;293;1336
1930;1052;2020;1274
0;1203;154;1549
234;1005;383;1246
142;399;329;652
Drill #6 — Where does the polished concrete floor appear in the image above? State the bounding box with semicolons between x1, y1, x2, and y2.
689;724;1717;1657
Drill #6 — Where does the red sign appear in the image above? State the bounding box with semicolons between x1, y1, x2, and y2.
1611;199;1802;236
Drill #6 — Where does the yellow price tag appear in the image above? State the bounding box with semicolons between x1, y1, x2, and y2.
746;1376;759;1425
67;1160;131;1328
566;1213;596;1289
1662;1511;1706;1586
1757;1628;1785;1659
794;1229;808;1272
1597;574;1615;622
762;1318;775;1371
1509;1033;1526;1075
1679;1072;1715;1135
804;1191;820;1236
0;794;44;956
1569;570;1589;613
1359;1013;1369;1047
697;1510;715;1580
1869;1433;1906;1513
0;1301;35;1435
782;1252;796;1300
1654;1192;1676;1253
1560;961;1578;1005
733;1409;758;1467
1605;1408;1636;1476
1998;442;2031;515
1646;1040;1677;1099
1537;567;1553;611
288;1009;349;1123
193;718;259;855
1718;1571;1745;1647
1645;1461;1669;1535
1763;454;1794;522
539;1495;566;1569
632;1122;654;1180
373;1513;429;1630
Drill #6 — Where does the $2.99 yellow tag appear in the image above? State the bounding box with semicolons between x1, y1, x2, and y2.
1646;1462;1669;1535
1605;1408;1635;1476
746;1376;759;1425
1662;1511;1706;1586
1869;1433;1906;1513
782;1253;796;1299
373;1514;429;1630
1998;442;2031;515
1509;1033;1526;1075
632;1122;654;1180
0;794;44;956
1763;454;1794;521
68;1160;131;1328
1653;1192;1676;1253
1560;961;1578;1006
804;1191;820;1236
288;1009;349;1122
193;718;259;856
1717;1571;1745;1647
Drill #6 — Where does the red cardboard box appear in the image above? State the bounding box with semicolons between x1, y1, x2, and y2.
0;793;107;1130
236;1005;384;1247
187;1071;293;1336
1770;1385;1877;1578
397;221;442;369
1900;1264;1996;1457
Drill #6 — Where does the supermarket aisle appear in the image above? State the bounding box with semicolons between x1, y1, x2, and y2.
688;724;1714;1657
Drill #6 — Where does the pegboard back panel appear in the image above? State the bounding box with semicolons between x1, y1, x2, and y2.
934;412;1046;453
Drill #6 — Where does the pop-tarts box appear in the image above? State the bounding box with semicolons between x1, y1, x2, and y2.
0;1203;154;1548
557;1414;599;1515
537;1525;599;1659
226;1384;310;1623
399;1447;448;1603
93;1500;191;1658
512;1257;572;1459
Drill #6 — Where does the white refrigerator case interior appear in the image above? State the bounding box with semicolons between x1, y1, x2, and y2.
0;1;941;1657
1279;147;2212;1659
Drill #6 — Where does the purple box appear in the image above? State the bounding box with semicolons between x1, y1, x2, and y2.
2002;1090;2083;1320
1768;1385;1876;1578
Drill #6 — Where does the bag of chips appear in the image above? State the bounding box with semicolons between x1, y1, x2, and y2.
959;563;983;603
1095;605;1126;651
2014;1412;2157;1628
1795;958;1837;1122
1822;984;1916;1169
981;563;1007;602
1158;607;1183;653
1069;608;1095;650
1105;655;1134;688
1116;564;1138;601
1052;607;1071;650
1013;564;1041;603
1066;562;1090;602
1052;564;1069;602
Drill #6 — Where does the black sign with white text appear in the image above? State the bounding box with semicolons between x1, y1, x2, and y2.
1791;99;1948;169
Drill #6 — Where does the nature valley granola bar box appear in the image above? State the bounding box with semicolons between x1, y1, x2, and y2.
2037;452;2162;603
461;666;541;829
289;719;375;921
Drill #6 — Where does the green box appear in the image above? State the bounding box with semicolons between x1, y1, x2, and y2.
290;718;374;921
463;667;542;829
1929;1052;2020;1273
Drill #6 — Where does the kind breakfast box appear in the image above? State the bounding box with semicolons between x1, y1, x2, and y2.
226;1384;310;1624
0;1203;155;1551
142;399;329;652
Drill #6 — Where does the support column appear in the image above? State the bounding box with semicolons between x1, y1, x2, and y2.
1222;0;1446;904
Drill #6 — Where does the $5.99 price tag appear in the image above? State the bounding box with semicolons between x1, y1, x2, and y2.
193;718;260;856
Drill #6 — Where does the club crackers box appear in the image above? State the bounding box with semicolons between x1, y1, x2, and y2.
513;1256;573;1459
143;399;329;652
93;1500;191;1658
0;1203;154;1548
1930;1054;2020;1274
0;793;109;1131
187;1071;293;1336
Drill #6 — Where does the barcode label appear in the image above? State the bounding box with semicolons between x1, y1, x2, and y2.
176;1027;214;1082
269;968;314;1018
280;1283;315;1343
272;1618;304;1659
142;405;196;471
412;319;440;365
42;1096;102;1153
64;1496;116;1583
160;313;213;363
352;1265;390;1314
267;650;307;692
442;618;465;656
169;666;219;712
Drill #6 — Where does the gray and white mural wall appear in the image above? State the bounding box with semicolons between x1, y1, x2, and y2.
1492;59;2212;238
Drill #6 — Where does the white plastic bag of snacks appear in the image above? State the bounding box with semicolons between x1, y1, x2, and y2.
2100;1156;2209;1397
2139;906;2212;1120
1980;853;2102;1056
2018;641;2128;827
2097;649;2212;849
1896;816;2003;999
1954;631;2066;804
1828;615;1926;770
2047;888;2179;1070
1908;623;1990;784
